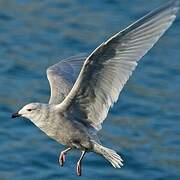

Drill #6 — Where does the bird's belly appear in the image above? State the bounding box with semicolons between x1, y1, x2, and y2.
35;115;94;150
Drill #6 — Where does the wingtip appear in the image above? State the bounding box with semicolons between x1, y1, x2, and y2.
168;0;180;10
156;0;180;13
172;0;180;6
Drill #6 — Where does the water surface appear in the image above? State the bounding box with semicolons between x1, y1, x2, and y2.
0;0;180;179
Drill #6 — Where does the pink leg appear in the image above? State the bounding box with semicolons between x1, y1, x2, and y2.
59;148;72;166
76;151;86;176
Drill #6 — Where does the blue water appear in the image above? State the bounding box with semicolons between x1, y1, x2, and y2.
0;0;180;179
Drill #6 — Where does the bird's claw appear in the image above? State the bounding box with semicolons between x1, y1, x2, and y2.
59;152;65;166
58;148;72;167
76;162;81;176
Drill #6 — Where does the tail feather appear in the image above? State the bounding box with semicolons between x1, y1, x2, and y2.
93;142;123;168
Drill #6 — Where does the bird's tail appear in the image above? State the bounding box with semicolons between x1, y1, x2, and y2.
93;142;123;168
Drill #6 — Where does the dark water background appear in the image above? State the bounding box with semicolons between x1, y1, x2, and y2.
0;0;180;179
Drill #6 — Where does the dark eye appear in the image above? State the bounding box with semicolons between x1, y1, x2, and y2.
27;109;32;112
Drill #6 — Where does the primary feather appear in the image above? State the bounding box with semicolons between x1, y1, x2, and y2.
59;0;179;130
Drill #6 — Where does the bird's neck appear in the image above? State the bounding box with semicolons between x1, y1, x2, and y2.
31;105;59;139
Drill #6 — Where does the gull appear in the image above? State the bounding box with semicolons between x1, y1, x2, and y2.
12;0;179;176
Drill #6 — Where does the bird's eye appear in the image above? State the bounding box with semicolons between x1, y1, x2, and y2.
27;109;32;112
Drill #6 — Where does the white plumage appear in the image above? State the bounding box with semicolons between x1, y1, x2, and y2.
12;0;179;176
60;0;179;130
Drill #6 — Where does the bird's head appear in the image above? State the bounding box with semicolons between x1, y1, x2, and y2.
12;102;43;120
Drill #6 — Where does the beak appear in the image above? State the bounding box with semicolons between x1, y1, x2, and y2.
12;112;21;118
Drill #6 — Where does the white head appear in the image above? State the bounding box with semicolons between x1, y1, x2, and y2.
12;102;57;137
12;103;47;122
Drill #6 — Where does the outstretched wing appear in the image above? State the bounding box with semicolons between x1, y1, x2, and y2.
60;1;179;130
47;54;87;104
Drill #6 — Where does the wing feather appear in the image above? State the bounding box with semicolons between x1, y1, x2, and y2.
59;1;179;130
47;54;87;104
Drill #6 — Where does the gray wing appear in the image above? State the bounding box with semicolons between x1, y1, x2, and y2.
60;1;179;130
47;53;87;104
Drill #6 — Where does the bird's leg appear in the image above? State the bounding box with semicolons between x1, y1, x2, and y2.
59;147;72;166
76;151;86;176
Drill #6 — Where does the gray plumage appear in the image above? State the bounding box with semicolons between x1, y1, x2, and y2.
12;0;179;176
47;54;87;105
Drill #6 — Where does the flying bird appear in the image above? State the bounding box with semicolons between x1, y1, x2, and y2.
12;0;179;176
